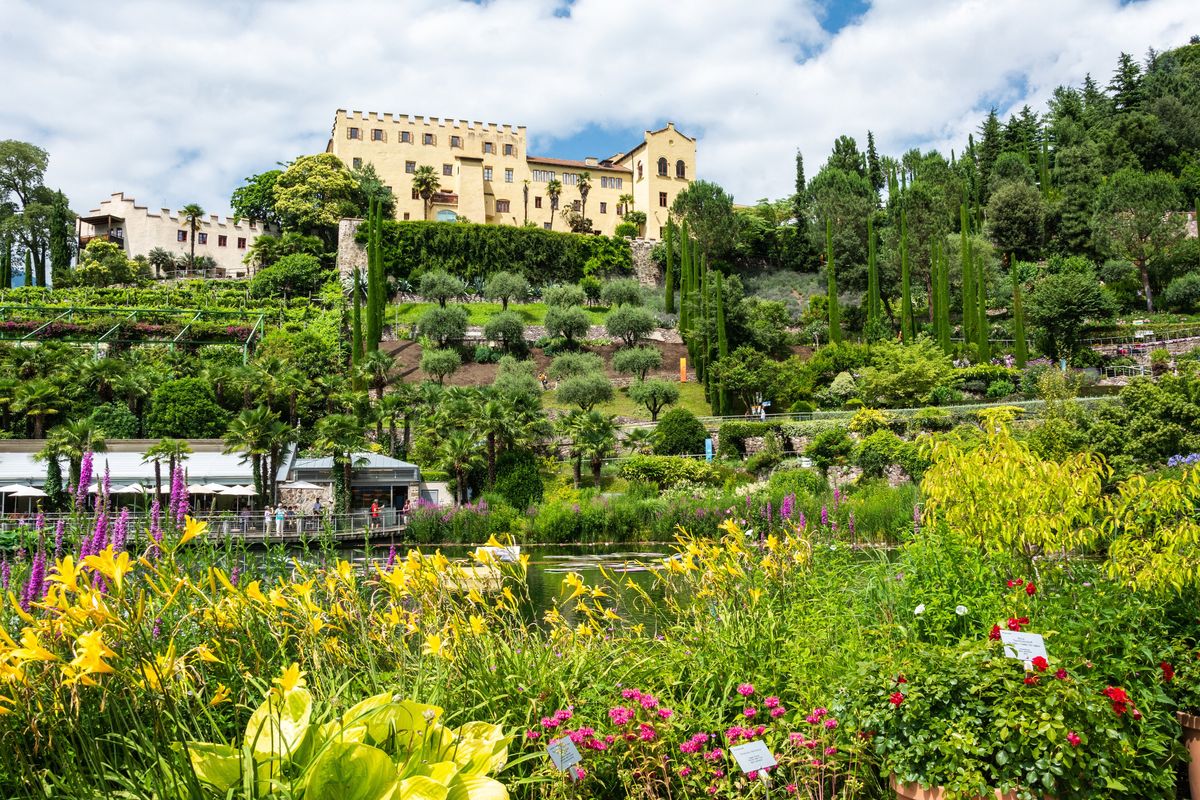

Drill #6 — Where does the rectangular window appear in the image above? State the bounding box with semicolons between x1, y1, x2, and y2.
535;196;542;208
442;163;453;177
450;135;462;148
401;131;412;143
177;230;187;242
405;161;416;173
600;176;624;189
412;188;420;200
532;169;556;182
403;212;410;220
483;167;493;181
197;232;208;245
496;200;510;213
544;222;552;230
348;127;361;139
599;202;607;214
659;192;668;207
371;128;384;141
562;173;579;186
237;237;247;249
504;168;513;183
352;157;363;170
483;142;494;154
218;234;227;247
504;143;514;156
423;133;435;145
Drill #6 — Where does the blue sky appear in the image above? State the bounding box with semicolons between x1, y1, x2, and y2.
0;0;1194;216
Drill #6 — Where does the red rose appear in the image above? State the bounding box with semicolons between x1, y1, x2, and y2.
896;674;908;684
1017;616;1029;625
889;692;904;707
1031;656;1048;672
1067;731;1081;747
1132;708;1142;720
989;624;1001;640
1006;618;1022;632
1161;661;1175;682
1054;668;1068;680
1024;676;1039;685
1025;582;1037;596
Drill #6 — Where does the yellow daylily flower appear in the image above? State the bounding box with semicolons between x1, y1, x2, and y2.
274;663;305;694
423;633;445;657
749;588;763;605
244;580;268;605
82;548;133;593
469;614;486;636
178;516;209;547
467;588;485;606
12;628;58;663
209;684;231;706
68;630;117;679
194;643;222;664
48;555;83;593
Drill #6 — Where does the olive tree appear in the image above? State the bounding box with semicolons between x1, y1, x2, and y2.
418;305;468;347
600;278;643;307
421;348;462;385
544;305;590;346
612;346;663;381
628;379;679;421
605;305;657;347
419;269;467;307
483;271;530;310
557;373;613;411
483;310;526;353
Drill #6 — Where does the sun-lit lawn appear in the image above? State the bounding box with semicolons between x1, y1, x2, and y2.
389;301;610;327
542;379;711;420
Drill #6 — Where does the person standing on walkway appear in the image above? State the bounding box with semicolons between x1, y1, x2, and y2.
274;504;285;536
262;506;272;534
370;499;381;529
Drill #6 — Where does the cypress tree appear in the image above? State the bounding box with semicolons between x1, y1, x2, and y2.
975;252;990;361
715;271;729;414
900;210;913;342
930;239;942;346
1011;260;1028;368
679;224;691;336
866;214;880;333
664;220;676;314
699;253;710;384
961;204;975;345
365;198;377;351
938;240;952;354
23;251;31;288
351;267;364;367
826;218;842;345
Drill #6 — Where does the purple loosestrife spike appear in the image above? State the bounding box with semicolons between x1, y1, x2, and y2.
386;545;397;569
913;504;921;536
849;512;856;539
798;511;806;530
75;451;93;509
230;566;240;587
102;463;112;505
149;499;163;558
765;500;773;527
833;487;841;509
820;505;829;527
35;512;44;532
0;559;9;591
53;520;65;559
90;512;108;555
22;548;46;611
781;493;794;521
112;508;129;552
152;618;162;639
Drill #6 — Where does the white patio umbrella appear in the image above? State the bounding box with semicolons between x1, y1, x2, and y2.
10;485;47;513
201;483;231;494
187;483;214;494
0;483;31;516
220;485;258;496
86;483;100;494
113;484;145;494
280;480;322;490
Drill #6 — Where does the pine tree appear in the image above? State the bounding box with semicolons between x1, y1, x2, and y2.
1108;52;1143;112
826;218;842;345
866;131;884;194
664;220;676;314
1011;262;1028;368
977;108;1003;203
900;210;913;342
791;151;816;270
961;204;975;345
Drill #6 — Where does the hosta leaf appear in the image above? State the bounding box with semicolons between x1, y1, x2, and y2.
304;741;396;800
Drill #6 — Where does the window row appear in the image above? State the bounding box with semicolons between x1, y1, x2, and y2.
346;127;515;155
600;176;624;189
176;230;247;248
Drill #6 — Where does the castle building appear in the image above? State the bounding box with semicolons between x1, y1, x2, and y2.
326;110;696;238
76;192;276;279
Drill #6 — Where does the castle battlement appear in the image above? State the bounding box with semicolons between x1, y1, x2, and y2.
336;109;525;136
89;192;265;230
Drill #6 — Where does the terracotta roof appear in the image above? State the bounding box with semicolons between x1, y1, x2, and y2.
526;155;630;173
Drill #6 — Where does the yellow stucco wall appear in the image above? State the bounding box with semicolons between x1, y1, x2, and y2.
327;111;695;238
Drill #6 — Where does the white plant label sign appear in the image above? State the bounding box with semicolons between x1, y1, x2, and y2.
547;737;582;777
1000;630;1048;665
730;740;777;774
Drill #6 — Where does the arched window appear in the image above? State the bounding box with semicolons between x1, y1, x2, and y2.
657;157;668;176
676;160;686;179
637;161;643;180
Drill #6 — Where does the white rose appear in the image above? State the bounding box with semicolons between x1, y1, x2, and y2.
914;604;926;616
955;605;968;616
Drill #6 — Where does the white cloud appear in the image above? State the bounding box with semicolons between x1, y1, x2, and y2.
1;0;1193;217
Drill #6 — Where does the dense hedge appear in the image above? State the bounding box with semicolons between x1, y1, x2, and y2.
368;220;632;286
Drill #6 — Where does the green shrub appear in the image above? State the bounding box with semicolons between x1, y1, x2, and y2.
493;450;544;510
617;455;724;488
482;310;525;352
600;278;643;307
543;284;586;308
614;221;638;239
766;468;828;498
417;305;468;346
549;351;604;380
909;407;953;432
248;253;329;298
951;365;1021;387
145;378;229;439
715;421;780;458
579;275;602;304
654;408;708;456
744;432;784;474
605;305;657;347
543;306;590;344
805;425;854;471
986;379;1016;399
854;429;904;478
556;373;613;411
848;407;897;435
612;347;662;380
1164;272;1200;312
88;402;139;438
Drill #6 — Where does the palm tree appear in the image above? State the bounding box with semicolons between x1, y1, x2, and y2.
47;420;108;487
360;349;394;403
223;406;274;499
618;193;635;216
15;379;59;438
377;393;406;458
557;410;586;489
147;246;174;279
0;377;18;430
578;172;592;223
623;426;655;455
412;166;440;221
113;368;151;419
546;180;563;230
80;357;127;403
522;180;531;225
272;367;308;426
264;418;295;504
438;429;483;505
476;399;511;487
578;411;617;486
180;203;206;274
143;438;192;497
314;414;367;513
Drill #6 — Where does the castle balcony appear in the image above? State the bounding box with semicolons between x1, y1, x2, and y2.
78;232;125;249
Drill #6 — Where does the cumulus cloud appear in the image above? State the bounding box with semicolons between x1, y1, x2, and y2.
1;0;1193;216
